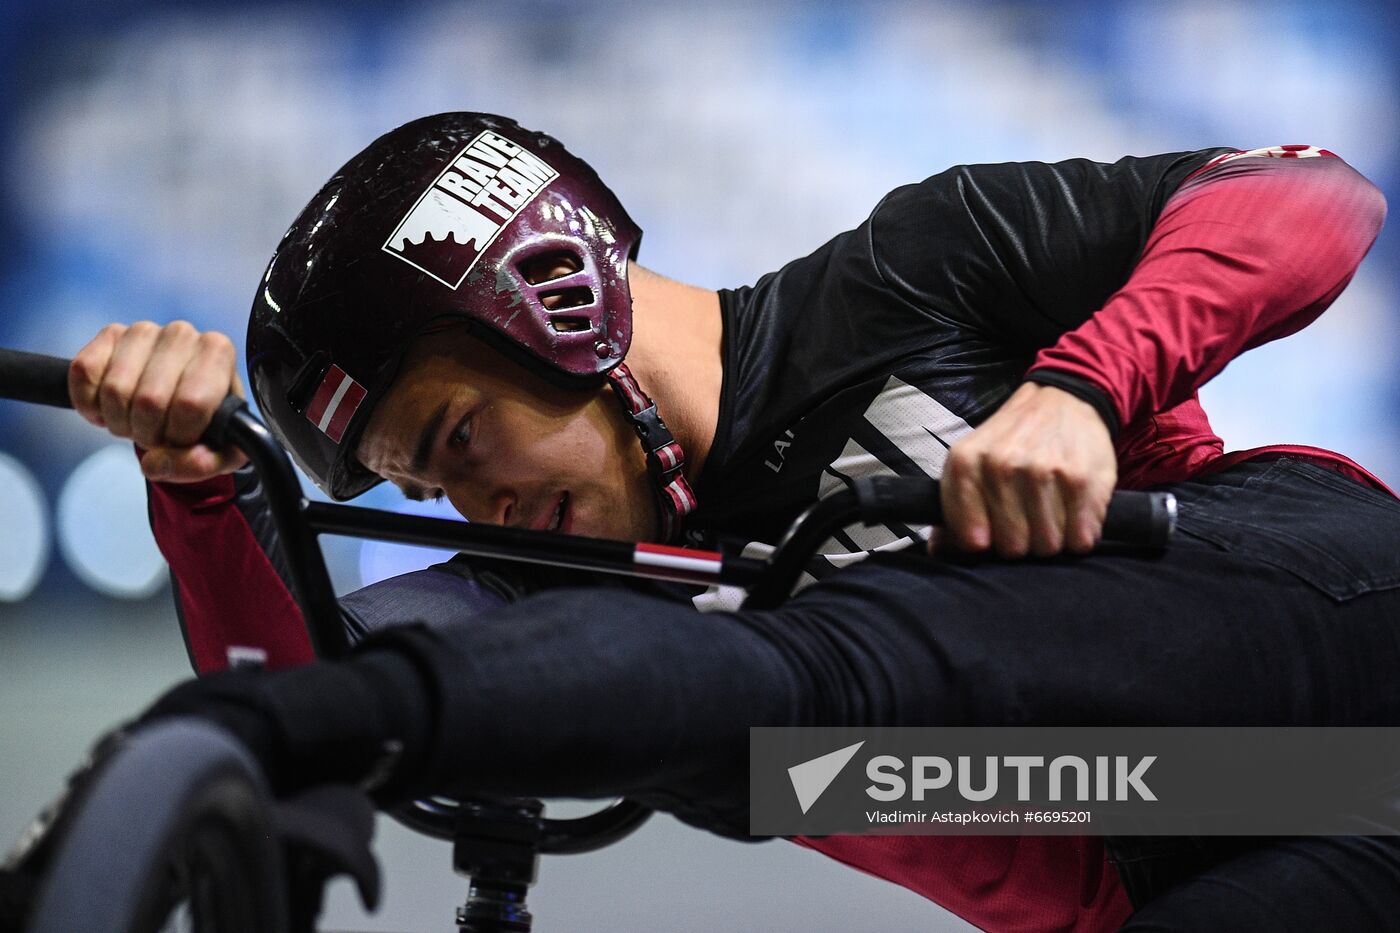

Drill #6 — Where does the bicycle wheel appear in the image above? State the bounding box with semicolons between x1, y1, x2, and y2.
19;718;289;933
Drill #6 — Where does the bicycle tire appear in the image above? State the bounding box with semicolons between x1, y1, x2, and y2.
22;719;289;933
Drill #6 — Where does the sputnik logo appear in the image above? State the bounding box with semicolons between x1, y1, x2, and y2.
788;741;865;814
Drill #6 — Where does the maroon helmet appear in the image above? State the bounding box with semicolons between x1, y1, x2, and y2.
247;113;642;501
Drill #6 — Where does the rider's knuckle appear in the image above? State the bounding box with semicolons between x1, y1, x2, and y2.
988;456;1020;482
996;537;1029;559
170;392;210;422
69;356;97;387
200;330;233;355
165;320;196;340
1025;461;1055;485
97;377;130;406
946;444;977;470
955;527;984;551
131;390;163;416
1061;470;1090;493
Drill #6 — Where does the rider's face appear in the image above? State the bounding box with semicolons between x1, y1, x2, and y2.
357;330;658;542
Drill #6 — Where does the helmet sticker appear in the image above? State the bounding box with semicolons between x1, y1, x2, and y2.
305;363;368;444
382;131;559;289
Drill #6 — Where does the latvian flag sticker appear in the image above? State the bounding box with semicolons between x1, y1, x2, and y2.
305;364;368;444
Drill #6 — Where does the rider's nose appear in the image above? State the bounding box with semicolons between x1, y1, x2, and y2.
447;483;515;526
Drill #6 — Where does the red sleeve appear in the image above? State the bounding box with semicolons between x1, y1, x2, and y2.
147;470;315;674
1027;146;1387;428
795;835;1131;933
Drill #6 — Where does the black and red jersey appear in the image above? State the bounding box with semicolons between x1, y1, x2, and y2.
146;144;1388;933
689;145;1388;595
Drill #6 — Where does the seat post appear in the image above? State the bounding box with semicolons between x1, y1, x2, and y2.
452;797;543;932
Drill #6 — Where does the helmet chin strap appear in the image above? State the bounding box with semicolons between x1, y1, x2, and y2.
605;363;698;542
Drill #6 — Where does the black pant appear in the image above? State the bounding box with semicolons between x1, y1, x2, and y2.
359;457;1400;928
1111;836;1400;930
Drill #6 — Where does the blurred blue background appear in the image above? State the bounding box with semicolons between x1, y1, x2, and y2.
0;1;1397;930
1;0;1398;606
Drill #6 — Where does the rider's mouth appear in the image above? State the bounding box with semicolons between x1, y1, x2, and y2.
544;492;570;533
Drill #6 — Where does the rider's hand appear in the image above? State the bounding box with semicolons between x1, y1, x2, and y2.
69;321;248;483
938;382;1116;558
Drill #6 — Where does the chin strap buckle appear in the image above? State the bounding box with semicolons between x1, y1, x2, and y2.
606;364;698;542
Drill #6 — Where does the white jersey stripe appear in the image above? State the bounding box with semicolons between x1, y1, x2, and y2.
694;378;974;612
860;375;972;478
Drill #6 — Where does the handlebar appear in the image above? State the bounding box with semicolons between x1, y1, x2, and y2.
0;346;1177;869
0;347;77;409
0;348;1177;571
742;474;1176;609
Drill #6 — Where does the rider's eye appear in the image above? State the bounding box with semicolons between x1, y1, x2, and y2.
449;416;472;447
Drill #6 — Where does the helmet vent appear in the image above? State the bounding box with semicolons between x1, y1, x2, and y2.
548;315;592;333
519;250;583;284
540;286;595;311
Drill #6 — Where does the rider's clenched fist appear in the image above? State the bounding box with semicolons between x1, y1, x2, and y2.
939;381;1116;558
69;321;247;483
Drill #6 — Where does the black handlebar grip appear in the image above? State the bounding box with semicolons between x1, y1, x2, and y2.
0;347;250;452
0;348;74;409
851;475;1176;548
203;395;249;450
851;475;943;524
1101;488;1177;548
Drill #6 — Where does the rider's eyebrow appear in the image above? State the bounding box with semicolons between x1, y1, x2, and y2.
412;401;450;477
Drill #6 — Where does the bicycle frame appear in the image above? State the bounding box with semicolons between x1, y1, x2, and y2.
216;401;772;659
